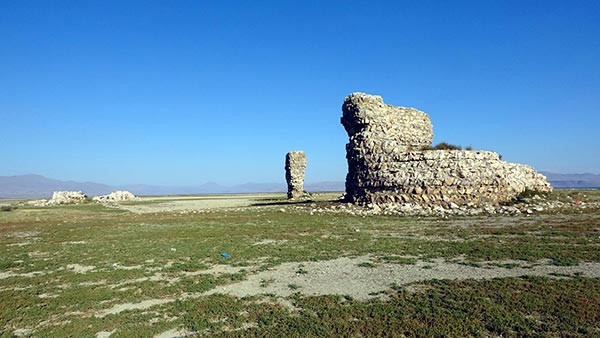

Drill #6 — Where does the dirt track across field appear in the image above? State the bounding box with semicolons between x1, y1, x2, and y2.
116;194;282;213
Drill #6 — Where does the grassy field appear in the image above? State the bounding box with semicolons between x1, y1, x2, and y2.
1;190;599;337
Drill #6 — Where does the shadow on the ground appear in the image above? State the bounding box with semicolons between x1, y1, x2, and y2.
250;200;315;207
251;198;347;207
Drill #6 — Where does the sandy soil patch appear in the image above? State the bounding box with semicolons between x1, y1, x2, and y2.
138;194;281;201
116;195;268;213
90;256;600;317
7;241;33;246
80;280;107;287
153;327;194;338
4;230;40;239
107;265;249;289
96;298;175;317
95;330;115;338
67;264;96;274
0;270;48;280
181;264;248;277
206;256;600;300
252;239;289;246
111;263;143;270
12;328;34;337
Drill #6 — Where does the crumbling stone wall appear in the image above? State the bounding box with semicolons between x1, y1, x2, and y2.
49;191;87;205
341;92;552;208
93;191;139;203
285;151;307;199
341;93;433;151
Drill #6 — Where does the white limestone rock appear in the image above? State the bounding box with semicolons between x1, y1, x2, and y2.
93;191;139;203
47;191;88;205
341;92;552;208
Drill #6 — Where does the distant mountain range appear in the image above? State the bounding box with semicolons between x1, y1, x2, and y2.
0;175;115;199
540;172;600;189
0;174;346;199
0;172;597;199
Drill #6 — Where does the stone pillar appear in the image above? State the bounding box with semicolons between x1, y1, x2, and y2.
285;151;306;199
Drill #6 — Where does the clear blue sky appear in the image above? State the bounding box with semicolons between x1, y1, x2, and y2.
1;1;599;185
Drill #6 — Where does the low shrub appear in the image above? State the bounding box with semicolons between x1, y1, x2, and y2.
0;205;17;212
421;142;463;151
434;142;462;150
502;189;549;205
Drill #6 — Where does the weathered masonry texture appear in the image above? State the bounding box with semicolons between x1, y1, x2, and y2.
341;92;552;208
285;151;307;199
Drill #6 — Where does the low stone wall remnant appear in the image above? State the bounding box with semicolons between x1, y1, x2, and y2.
93;191;139;203
48;191;87;205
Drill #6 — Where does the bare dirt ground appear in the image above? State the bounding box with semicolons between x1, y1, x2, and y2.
87;256;600;318
206;256;600;300
115;194;281;213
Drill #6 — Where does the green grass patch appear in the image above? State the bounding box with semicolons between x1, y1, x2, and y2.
175;277;600;337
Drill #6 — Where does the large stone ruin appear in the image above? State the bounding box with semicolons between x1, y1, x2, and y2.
341;92;552;208
285;151;307;199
